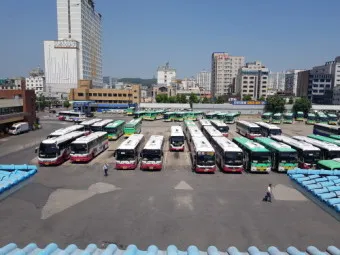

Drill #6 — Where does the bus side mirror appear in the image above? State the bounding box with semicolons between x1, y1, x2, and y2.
35;147;38;153
140;153;142;157
113;151;116;157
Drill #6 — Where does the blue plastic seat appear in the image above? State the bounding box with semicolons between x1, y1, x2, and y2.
327;186;340;192
327;197;340;206
335;204;340;212
318;192;336;200
319;170;333;176
327;176;339;180
306;184;322;191
313;188;328;194
319;181;334;187
333;179;340;184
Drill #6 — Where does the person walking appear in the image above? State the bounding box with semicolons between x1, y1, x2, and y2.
263;184;273;202
103;163;109;177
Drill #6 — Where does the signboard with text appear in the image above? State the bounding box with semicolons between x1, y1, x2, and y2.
232;101;266;105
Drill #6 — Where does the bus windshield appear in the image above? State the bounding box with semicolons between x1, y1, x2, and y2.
116;150;135;161
71;143;88;154
91;126;103;132
216;126;229;133
224;152;243;165
270;129;282;136
105;127;117;134
170;136;184;146
197;153;215;166
39;143;59;158
303;151;320;163
252;152;271;163
279;152;297;163
250;127;261;134
273;116;281;120
329;116;337;121
308;116;315;120
328;151;340;159
285;115;293;120
142;149;161;161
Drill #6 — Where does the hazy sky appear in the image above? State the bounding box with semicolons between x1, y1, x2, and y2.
1;0;339;78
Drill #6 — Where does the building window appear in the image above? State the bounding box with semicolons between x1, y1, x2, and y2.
134;90;137;93
319;84;324;87
128;94;132;97
250;77;254;79
108;93;112;97
78;93;84;97
243;81;248;84
313;90;318;93
326;85;330;88
262;81;267;84
103;93;107;97
118;94;122;97
249;90;254;92
243;77;248;79
89;93;93;96
134;96;137;99
250;81;254;84
113;94;117;97
326;79;331;82
93;93;97;96
123;94;127;97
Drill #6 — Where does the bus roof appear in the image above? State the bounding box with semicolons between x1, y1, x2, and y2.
328;113;337;117
198;119;211;126
203;126;223;137
91;119;113;127
125;118;142;127
143;135;164;150
318;159;340;169
117;134;144;150
80;119;102;126
188;126;204;138
314;123;340;131
42;131;86;145
192;136;215;153
271;135;320;151
171;126;184;137
134;111;146;114
226;112;239;117
236;120;260;128
184;120;197;126
210;119;227;127
205;111;220;116
105;120;125;128
164;112;174;115
49;125;84;137
283;112;293;116
273;113;282;116
297;111;304;114
255;122;281;130
308;134;340;146
263;112;273;116
307;113;315;117
330;135;340;140
254;137;296;153
72;131;107;144
293;136;340;151
233;137;269;152
212;136;242;152
316;112;327;116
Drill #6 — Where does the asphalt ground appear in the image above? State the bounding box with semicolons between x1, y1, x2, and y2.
0;114;339;250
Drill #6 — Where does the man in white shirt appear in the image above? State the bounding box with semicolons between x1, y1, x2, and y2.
103;163;108;177
263;184;272;202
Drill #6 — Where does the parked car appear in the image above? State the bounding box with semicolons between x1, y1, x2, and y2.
8;122;30;135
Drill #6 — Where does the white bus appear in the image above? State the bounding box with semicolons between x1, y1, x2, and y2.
198;119;212;131
202;125;223;142
188;136;216;173
37;131;86;166
169;126;185;151
211;136;244;173
91;119;114;132
80;119;102;131
140;135;165;170
70;132;108;163
114;134;145;170
58;111;86;122
293;136;340;160
313;123;340;137
210;120;229;137
187;126;205;141
271;135;321;169
47;125;86;138
255;122;282;137
236;120;261;139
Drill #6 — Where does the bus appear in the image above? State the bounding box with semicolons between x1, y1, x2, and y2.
216;113;228;122
124;118;142;137
58;111;86;122
197;119;211;131
211;136;243;173
134;111;146;119
210;120;229;137
140;135;165;170
174;112;187;122
225;112;240;124
254;137;298;172
271;135;321;169
255;122;282;137
163;112;176;122
306;113;316;125
308;134;340;146
80;119;102;131
293;136;340;160
236;120;261;139
317;159;340;170
233;137;271;173
295;111;304;121
188;136;216;173
143;110;164;121
187;126;204;141
47;125;85;138
115;134;144;170
327;113;338;125
261;112;273;123
37;131;86;166
169;126;185;151
70;132;108;162
125;107;135;116
202;125;223;142
330;135;340;140
186;111;203;121
271;113;282;124
204;112;220;120
91;119;114;132
104;120;125;140
283;112;294;124
316;112;328;124
313;123;340;136
183;120;198;134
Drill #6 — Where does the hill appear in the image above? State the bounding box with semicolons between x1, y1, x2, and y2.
118;78;156;87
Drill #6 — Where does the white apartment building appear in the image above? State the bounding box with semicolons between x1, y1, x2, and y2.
235;61;269;100
211;52;245;97
268;71;285;91
181;77;197;90
285;69;304;95
196;70;211;92
44;0;102;94
157;62;176;86
25;68;45;95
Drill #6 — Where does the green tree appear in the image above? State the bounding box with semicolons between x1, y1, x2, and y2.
258;96;266;101
216;96;224;104
168;96;176;103
175;94;181;103
189;93;199;104
293;97;311;115
242;95;252;101
155;94;169;103
63;100;71;109
288;97;294;104
36;94;48;111
179;94;187;103
201;97;210;104
265;95;285;113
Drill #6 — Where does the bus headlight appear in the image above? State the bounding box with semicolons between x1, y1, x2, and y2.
251;166;257;171
267;167;271;172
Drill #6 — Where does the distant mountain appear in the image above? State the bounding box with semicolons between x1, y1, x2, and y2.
118;78;156;87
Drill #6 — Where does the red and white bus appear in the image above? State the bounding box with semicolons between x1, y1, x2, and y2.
58;111;86;122
115;134;144;170
140;135;165;170
236;120;261;139
47;125;86;138
202;125;223;143
210;120;229;137
211;136;244;173
197;119;211;131
70;132;108;163
188;136;216;173
37;131;86;166
169;126;185;151
80;119;102;131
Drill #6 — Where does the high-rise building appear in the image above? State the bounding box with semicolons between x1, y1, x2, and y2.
196;70;211;92
285;69;304;95
268;72;285;91
25;67;45;95
235;61;269;100
157;62;176;86
44;0;102;94
211;52;245;97
181;77;197;90
296;70;310;98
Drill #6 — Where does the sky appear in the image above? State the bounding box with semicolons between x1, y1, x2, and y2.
1;0;340;79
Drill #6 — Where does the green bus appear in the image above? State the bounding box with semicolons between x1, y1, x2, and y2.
163;112;175;122
306;113;316;125
295;111;304;121
254;137;298;172
134;111;146;119
125;107;135;116
104;120;126;140
225;112;240;124
283;112;294;124
316;112;328;124
327;113;338;125
174;112;187;122
271;113;282;124
216;112;228;122
307;134;340;146
143;110;164;121
124;118;142;137
186;111;203;121
233;137;271;173
261;112;273;123
183;119;197;134
204;112;220;119
317;159;340;170
330;135;340;140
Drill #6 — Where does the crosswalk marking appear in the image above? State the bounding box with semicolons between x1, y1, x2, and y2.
174;181;193;190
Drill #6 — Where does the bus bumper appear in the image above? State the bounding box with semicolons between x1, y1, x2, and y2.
116;163;137;170
140;163;162;170
195;166;216;173
70;155;92;163
247;134;261;140
223;133;229;137
38;157;63;166
170;146;185;151
108;135;118;141
223;166;243;173
299;163;315;169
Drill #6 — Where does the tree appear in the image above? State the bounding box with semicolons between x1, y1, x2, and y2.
63;100;71;109
216;96;224;104
201;97;209;104
179;94;187;103
155;94;168;103
36;94;48;111
168;96;176;103
189;93;199;104
242;95;252;101
265;95;285;113
258;96;266;101
293;97;311;115
288;97;294;104
175;94;181;103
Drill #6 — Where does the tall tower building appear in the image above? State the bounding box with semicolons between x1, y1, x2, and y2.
196;70;211;92
211;52;245;97
157;62;176;86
